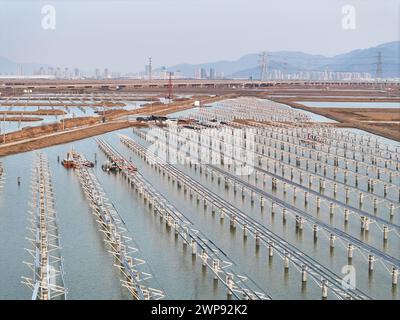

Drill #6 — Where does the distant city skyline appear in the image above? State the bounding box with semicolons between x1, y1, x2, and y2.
2;39;398;81
0;0;399;73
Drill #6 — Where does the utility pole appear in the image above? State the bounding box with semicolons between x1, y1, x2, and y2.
283;58;288;80
148;57;152;81
375;51;383;90
375;51;383;79
258;52;267;81
167;72;173;105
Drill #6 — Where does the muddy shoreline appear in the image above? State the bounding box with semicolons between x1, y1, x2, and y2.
0;94;234;156
277;98;400;142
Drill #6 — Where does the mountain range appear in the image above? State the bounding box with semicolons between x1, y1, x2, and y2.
164;41;399;79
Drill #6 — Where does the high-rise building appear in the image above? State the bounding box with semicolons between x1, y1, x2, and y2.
194;68;201;79
209;68;216;80
95;68;101;79
103;68;109;79
200;68;207;79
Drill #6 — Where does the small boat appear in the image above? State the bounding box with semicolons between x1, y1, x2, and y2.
71;151;94;168
62;152;75;168
62;150;95;169
82;160;95;168
101;161;119;172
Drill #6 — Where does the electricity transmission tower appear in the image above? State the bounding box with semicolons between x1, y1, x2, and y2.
258;52;267;81
148;57;152;81
375;51;383;80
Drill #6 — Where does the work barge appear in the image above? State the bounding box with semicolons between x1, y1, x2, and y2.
2;95;398;300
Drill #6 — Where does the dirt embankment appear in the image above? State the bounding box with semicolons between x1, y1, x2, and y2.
0;121;134;157
273;96;400;103
98;101;126;107
1;116;101;145
0;101;126;107
108;94;237;119
278;99;400;142
0;94;234;156
0;109;66;116
3;96;156;102
1;116;43;122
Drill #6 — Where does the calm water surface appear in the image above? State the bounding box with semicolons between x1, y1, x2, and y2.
0;127;398;300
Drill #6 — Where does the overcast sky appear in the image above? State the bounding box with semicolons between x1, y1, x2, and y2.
0;0;399;72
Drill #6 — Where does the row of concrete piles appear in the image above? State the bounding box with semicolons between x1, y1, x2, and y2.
139;126;399;289
120;133;372;300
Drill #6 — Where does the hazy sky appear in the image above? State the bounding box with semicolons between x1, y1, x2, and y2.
0;0;399;72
